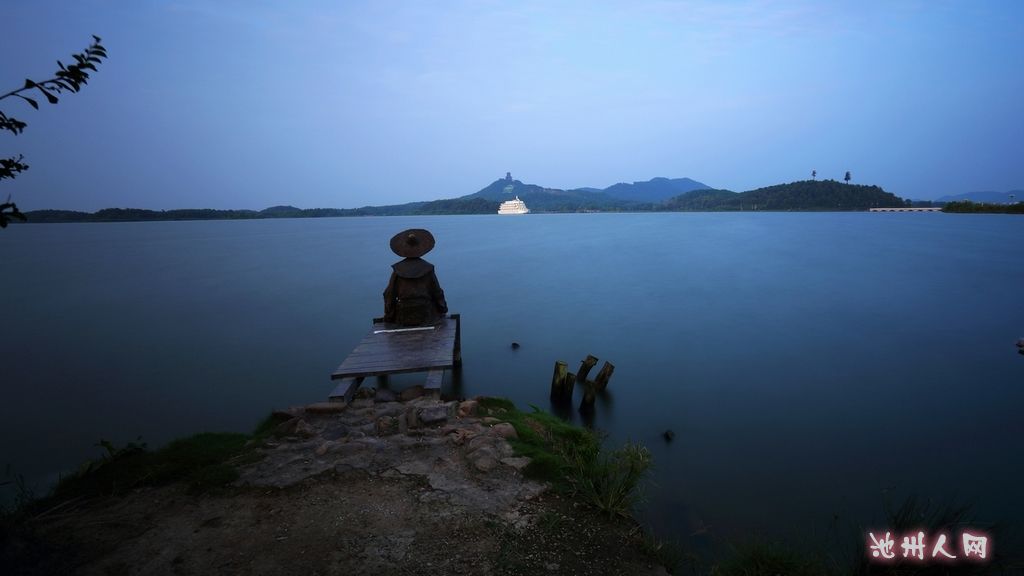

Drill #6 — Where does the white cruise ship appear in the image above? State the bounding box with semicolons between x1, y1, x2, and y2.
497;196;530;215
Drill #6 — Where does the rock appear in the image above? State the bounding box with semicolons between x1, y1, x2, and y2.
405;407;419;429
376;416;399;436
417;405;450;426
449;429;473;446
510;342;520;349
373;403;405;419
271;408;299;421
481;417;501;425
465;434;492;453
500;456;531;471
1017;338;1024;349
467;445;500;472
314;441;337;456
305;402;347;414
294;420;317;438
399;385;425;402
374;388;397;403
491;422;518;440
663;429;675;442
356;386;376;399
457;400;478;418
321;424;349;441
273;418;298;436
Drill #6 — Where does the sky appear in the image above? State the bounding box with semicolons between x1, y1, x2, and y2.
2;0;1022;210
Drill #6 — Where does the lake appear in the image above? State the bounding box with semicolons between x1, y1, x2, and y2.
2;213;1022;552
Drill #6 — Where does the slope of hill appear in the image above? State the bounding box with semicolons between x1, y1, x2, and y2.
21;176;914;223
600;177;710;202
460;177;649;212
665;180;906;211
936;190;1022;204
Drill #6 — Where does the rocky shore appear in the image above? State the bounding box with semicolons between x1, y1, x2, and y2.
4;387;669;575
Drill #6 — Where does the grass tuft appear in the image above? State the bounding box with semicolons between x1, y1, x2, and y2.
477;398;652;519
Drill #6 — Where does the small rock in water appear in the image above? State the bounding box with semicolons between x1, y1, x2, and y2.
1016;338;1024;349
511;342;520;350
662;429;675;442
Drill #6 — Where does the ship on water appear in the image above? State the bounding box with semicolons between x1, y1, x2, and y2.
498;196;529;215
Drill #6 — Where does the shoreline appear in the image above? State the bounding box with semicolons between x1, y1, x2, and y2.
2;390;673;575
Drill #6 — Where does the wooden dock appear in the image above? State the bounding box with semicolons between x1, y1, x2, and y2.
329;314;461;403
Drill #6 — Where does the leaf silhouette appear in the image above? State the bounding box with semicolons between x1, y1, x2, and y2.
15;94;39;109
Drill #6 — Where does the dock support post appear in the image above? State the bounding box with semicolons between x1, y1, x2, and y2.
580;385;596;408
450;314;462;367
329;376;366;405
576;355;599;383
593;361;615;392
551;361;568;398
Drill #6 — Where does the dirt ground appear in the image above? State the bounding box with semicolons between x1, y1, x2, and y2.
3;394;670;575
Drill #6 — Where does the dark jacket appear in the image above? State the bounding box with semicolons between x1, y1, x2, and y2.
383;257;448;326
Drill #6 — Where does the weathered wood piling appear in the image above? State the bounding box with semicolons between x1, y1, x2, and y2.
576;355;598;383
550;361;576;400
550;355;615;410
593;361;614;392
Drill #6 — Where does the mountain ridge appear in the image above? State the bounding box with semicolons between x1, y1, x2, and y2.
20;176;924;222
935;190;1022;204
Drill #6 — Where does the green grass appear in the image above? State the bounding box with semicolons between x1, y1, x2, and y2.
26;412;293;511
476;398;652;519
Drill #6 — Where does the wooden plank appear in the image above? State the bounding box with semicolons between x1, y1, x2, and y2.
424;369;444;394
332;316;459;380
329;377;364;404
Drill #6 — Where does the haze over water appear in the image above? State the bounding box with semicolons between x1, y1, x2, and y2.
2;213;1021;548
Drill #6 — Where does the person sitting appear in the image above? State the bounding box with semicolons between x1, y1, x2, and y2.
382;228;448;326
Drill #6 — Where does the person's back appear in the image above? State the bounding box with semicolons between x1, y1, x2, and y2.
383;229;448;326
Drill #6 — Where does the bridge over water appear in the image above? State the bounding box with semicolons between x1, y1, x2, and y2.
868;207;943;212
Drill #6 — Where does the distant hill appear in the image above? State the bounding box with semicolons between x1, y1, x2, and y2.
664;180;906;211
23;198;499;223
21;176;913;223
600;177;710;202
459;176;650;212
936;190;1022;204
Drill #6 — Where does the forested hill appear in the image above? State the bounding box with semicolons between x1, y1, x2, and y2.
460;177;645;212
23;199;500;223
21;178;910;223
664;180;907;211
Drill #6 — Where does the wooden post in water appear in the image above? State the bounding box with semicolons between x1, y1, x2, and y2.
576;355;599;383
550;361;568;399
593;361;615;392
450;314;462;367
562;371;576;398
580;383;596;410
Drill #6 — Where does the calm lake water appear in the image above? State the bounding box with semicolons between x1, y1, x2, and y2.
2;213;1022;551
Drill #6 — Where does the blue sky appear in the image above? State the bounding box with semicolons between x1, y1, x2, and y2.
3;0;1022;210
